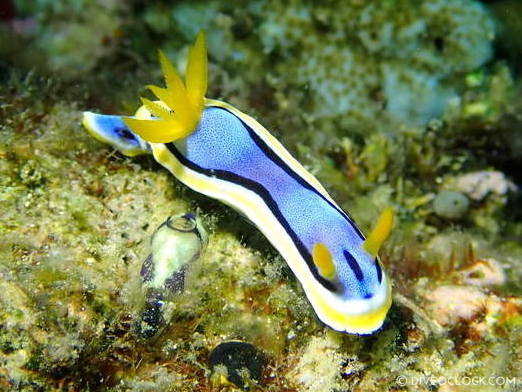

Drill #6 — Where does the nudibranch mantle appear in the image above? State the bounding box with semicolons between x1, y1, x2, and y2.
82;32;394;334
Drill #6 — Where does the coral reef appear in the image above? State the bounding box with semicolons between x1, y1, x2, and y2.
1;0;521;391
256;0;495;132
1;0;125;79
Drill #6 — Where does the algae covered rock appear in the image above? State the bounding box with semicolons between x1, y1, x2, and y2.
2;0;125;79
454;171;517;202
259;0;494;129
433;190;470;220
209;341;266;390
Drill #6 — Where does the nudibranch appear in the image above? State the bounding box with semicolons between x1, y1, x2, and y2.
137;213;208;338
83;32;394;334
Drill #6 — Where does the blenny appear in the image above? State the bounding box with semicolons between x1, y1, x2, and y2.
82;32;394;334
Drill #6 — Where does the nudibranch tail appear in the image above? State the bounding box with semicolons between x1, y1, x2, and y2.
123;31;208;143
362;207;394;257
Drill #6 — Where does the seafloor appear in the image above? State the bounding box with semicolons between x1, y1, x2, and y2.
0;1;521;391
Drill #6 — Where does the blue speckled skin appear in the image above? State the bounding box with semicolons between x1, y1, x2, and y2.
87;107;382;301
170;106;381;300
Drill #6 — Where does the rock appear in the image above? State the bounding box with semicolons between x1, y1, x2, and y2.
433;191;469;220
454;171;517;201
209;341;266;390
458;258;506;287
425;285;487;326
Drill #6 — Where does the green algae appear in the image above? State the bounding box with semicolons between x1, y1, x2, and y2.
1;0;521;391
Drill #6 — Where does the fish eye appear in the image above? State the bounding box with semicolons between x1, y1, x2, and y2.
167;215;197;232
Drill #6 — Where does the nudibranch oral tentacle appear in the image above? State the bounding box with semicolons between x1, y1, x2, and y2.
82;32;394;334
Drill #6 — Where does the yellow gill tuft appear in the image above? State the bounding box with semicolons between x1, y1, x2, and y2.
123;31;208;143
140;97;175;121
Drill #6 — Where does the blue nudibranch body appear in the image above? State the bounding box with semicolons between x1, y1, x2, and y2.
82;32;394;334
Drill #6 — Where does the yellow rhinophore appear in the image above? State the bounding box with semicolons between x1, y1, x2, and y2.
312;243;337;280
123;31;207;143
362;207;394;257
